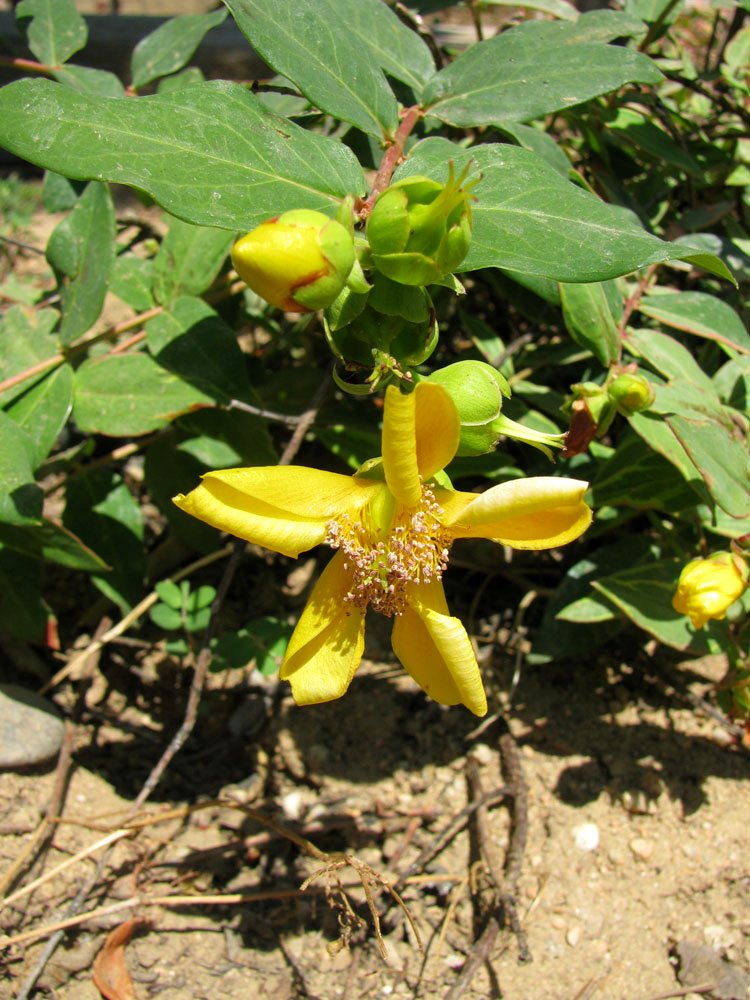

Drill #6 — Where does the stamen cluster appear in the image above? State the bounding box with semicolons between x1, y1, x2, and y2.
326;487;452;616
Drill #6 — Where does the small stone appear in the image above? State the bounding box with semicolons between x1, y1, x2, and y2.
629;837;654;860
470;743;494;766
608;847;627;867
573;822;600;851
566;926;581;947
280;790;306;821
0;685;64;769
551;914;566;930
590;939;608;959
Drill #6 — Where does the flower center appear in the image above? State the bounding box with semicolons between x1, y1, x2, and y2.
325;485;452;616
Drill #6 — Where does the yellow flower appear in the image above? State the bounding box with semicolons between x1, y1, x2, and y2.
672;552;748;629
173;383;592;715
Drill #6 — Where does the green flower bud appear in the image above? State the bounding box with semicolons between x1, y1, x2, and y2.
366;162;476;286
427;361;509;456
231;209;355;312
607;372;655;415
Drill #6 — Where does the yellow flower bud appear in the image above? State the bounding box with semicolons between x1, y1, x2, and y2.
672;552;748;629
231;209;355;312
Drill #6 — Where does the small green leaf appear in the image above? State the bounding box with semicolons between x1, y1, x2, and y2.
15;0;87;67
0;79;366;231
0;548;47;642
481;0;578;20
667;412;750;519
6;363;73;469
42;171;84;212
212;616;293;675
150;602;183;631
46;181;116;346
624;327;717;394
496;122;572;177
131;8;228;90
185;606;211;632
152;217;233;307
73;352;212;437
186;585;216;612
559;281;620;365
0;411;42;527
155;579;184;609
110;254;155;312
604;107;700;176
52;65;126;98
0;519;108;571
556;593;619;622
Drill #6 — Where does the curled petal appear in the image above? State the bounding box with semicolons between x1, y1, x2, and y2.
280;552;366;704
444;477;591;550
392;581;487;716
173;467;376;558
383;383;459;506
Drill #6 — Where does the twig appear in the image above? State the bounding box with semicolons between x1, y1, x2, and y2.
357;106;423;219
497;720;531;963
443;918;500;1000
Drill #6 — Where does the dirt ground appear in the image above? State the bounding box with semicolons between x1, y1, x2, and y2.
2;633;750;1000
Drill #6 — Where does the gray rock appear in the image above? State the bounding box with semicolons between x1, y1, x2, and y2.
0;685;65;769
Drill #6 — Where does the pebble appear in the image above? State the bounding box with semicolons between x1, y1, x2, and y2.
0;685;64;768
629;837;655;860
573;822;600;851
566;926;581;947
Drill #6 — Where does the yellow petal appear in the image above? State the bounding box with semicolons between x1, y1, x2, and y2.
444;477;591;550
280;552;366;704
382;385;421;507
414;382;460;482
173;467;377;558
391;580;487;716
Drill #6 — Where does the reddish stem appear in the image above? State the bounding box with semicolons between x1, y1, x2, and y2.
0;55;54;76
357;105;422;219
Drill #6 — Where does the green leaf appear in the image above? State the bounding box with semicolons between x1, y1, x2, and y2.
45;181;116;346
176;408;277;465
15;0;87;67
145;297;251;404
559;281;620;365
131;8;228;89
152;217;233;307
73;352;212;437
628;409;711;505
186;585;216;612
157;67;205;94
212;616;293;674
603;107;701;176
481;0;578;20
590;430;704;511
52;65;126;98
42;171;84;212
423;14;660;126
637;292;750;353
496;122;572;177
667;412;750;519
0;519;107;571
150;602;183;631
0;79;366;231
155;579;184;609
223;0;412;137
592;559;725;653
395;141;681;282
0;548;47;642
110;254;155;312
556;593;618;622
0;306;59;406
624;327;717;394
63;468;145;611
668;237;738;286
0;411;42;526
6;364;73;469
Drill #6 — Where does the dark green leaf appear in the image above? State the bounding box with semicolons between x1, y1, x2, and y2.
496;122;572;177
0;411;42;526
628;409;711;505
150;603;183;631
145;296;251;404
73;352;212;437
176;408;277;465
131;8;228;90
0;518;108;571
624;328;717;394
0;548;47;642
45;181;116;346
637;292;750;353
152;217;233;307
212;616;292;674
0;79;366;231
556;593;618;622
604;107;700;176
63;468;145;611
667;412;750;519
223;0;412;137
15;0;87;67
395;141;682;282
6;363;73;469
423;15;660;126
0;306;59;406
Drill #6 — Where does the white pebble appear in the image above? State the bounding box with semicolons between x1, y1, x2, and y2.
573;822;600;851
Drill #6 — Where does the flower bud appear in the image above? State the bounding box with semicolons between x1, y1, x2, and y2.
366;162;476;286
231;209;355;312
427;361;509;456
608;372;654;415
672;552;749;629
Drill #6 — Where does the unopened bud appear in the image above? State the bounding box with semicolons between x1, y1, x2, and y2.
366;162;476;286
608;373;654;414
672;552;749;629
232;209;355;312
427;361;509;456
